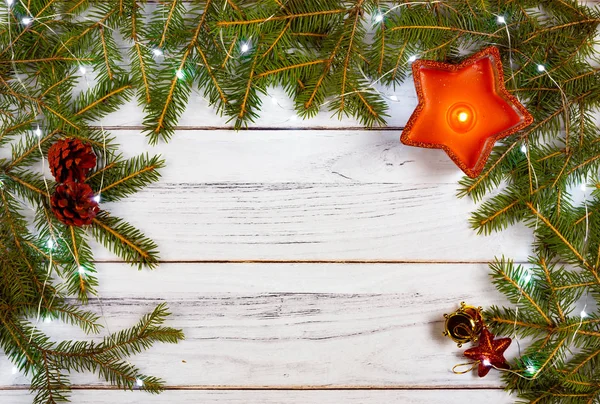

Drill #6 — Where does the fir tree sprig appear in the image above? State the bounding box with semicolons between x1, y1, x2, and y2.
1;0;600;403
1;2;182;402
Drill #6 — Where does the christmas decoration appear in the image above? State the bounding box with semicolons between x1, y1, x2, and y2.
463;328;512;377
50;181;100;226
0;0;598;403
48;138;97;183
400;47;533;178
443;302;484;347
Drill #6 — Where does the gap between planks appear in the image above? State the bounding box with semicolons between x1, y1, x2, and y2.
95;259;526;264
90;126;406;131
1;385;503;391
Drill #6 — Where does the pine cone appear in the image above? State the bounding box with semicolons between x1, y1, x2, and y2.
48;138;97;183
51;181;100;227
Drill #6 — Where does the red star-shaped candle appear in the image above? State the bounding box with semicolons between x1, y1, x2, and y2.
463;328;512;377
401;47;533;178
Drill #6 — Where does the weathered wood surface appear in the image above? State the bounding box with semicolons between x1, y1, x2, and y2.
0;389;512;404
89;130;532;262
0;8;551;401
2;263;511;390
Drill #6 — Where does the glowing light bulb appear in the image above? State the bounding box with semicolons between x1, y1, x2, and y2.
537;64;546;72
374;14;383;23
152;48;163;57
482;359;491;367
526;365;536;374
520;144;527;153
46;239;55;250
78;266;86;275
581;309;588;318
79;66;87;75
35;126;42;137
11;367;17;375
497;16;506;24
22;17;32;25
458;112;468;122
176;70;184;79
136;378;144;387
92;195;101;203
408;55;417;63
241;42;250;53
44;317;52;324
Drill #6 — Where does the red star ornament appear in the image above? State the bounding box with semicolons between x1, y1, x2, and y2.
401;47;533;178
463;328;512;377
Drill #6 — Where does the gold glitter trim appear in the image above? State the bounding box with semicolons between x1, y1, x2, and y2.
400;46;534;178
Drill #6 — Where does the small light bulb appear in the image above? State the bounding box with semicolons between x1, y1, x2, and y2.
46;239;55;250
520;144;527;153
79;66;87;75
408;55;417;63
176;70;184;79
22;17;32;25
581;309;588;318
44;317;52;324
78;266;86;275
526;365;536;374
241;43;250;53
35;126;42;137
374;14;383;23
152;48;163;57
92;195;101;203
458;112;468;122
390;95;398;101
11;367;17;375
537;64;546;72
482;359;491;367
136;378;144;387
497;16;506;24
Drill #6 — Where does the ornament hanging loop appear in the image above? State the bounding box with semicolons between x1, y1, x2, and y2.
452;361;481;375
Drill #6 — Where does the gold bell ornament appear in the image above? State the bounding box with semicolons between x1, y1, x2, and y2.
443;302;484;347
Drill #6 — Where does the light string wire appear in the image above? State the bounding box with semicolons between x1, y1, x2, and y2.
4;0;64;342
263;1;443;124
6;1;141;384
9;0;84;339
496;14;535;365
496;13;585;381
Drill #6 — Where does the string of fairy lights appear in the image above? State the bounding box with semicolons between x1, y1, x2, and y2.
4;0;145;387
3;0;594;384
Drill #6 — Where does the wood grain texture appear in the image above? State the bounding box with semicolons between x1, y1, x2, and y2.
89;130;532;262
1;263;511;389
0;389;513;404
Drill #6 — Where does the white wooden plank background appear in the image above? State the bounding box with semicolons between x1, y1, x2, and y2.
12;10;596;402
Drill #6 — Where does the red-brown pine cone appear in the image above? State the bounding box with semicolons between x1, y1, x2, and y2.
50;181;100;227
48;138;97;183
